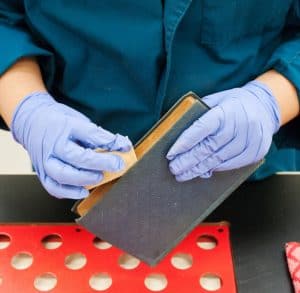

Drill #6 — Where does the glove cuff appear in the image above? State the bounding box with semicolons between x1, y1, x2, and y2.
243;80;281;134
11;92;54;144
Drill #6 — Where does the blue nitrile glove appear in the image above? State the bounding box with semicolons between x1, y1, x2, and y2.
166;80;281;182
11;92;132;199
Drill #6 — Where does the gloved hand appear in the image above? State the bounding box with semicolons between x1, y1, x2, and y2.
166;80;281;181
11;92;132;199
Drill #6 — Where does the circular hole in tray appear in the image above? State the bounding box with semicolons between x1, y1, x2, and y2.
171;253;193;270
41;234;62;250
11;252;33;270
217;228;224;233
199;273;222;291
118;253;140;270
89;273;112;291
197;235;218;250
0;234;11;249
144;273;168;292
65;253;87;270
93;237;112;250
34;273;57;292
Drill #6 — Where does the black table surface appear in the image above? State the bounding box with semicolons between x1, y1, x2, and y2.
0;174;299;292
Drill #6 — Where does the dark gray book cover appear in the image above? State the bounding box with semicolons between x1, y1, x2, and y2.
76;92;261;265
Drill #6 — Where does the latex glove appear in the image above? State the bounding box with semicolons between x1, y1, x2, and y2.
11;92;132;199
166;81;281;181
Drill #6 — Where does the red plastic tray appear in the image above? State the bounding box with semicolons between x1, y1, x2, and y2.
0;223;236;292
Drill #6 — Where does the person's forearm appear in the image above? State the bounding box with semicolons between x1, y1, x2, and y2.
256;70;300;126
0;57;47;128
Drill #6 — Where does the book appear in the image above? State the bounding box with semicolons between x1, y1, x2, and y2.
73;92;261;266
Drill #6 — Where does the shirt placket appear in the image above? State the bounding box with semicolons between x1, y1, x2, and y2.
154;0;193;119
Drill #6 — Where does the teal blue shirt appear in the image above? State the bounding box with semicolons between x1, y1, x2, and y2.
0;0;299;179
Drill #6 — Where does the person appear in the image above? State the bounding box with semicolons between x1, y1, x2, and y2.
0;1;299;199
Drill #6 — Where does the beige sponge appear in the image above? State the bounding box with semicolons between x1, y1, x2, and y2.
85;148;137;190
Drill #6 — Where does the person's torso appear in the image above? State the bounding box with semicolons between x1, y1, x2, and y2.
24;0;293;143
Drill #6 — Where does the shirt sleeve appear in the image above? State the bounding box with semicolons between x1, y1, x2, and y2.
265;0;300;101
0;0;52;129
0;0;52;75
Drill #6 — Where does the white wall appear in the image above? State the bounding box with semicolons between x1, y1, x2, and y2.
0;129;32;174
